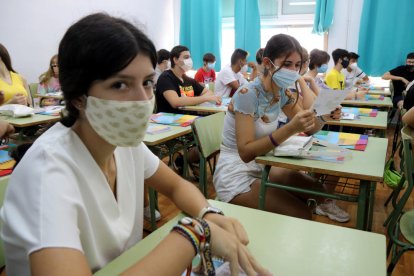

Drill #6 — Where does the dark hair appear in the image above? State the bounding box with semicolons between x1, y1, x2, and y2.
10;143;33;168
407;52;414;59
262;34;303;104
203;53;216;63
58;13;157;127
348;52;360;60
157;49;170;65
231;48;248;65
331;48;349;64
170;45;189;68
256;48;264;64
309;49;330;70
301;47;309;63
0;43;17;73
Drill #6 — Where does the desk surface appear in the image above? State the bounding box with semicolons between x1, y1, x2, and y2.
179;104;227;113
96;200;386;276
144;123;191;146
368;88;391;96
0;114;60;127
342;97;393;108
34;93;64;99
326;111;388;130
256;136;388;182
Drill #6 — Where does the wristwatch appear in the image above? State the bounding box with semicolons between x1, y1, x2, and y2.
197;206;224;219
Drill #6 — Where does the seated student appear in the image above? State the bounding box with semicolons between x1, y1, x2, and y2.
215;48;249;97
0;13;270;275
213;34;348;222
325;48;366;100
156;45;221;114
343;52;370;88
382;52;414;109
306;48;331;89
37;54;61;106
0;43;31;106
194;52;216;86
154;49;170;84
403;80;414;110
248;48;264;80
402;104;414;128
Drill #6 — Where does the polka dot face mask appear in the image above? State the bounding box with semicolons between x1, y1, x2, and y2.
85;96;154;147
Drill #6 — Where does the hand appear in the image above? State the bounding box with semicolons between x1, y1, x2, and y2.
356;89;368;100
207;221;272;276
204;214;249;245
205;94;222;105
0;120;15;138
9;93;27;105
288;109;316;133
247;61;256;69
302;75;313;82
322;106;342;122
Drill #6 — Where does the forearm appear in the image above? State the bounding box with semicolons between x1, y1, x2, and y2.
382;73;403;82
171;95;210;107
298;81;316;109
122;232;194;275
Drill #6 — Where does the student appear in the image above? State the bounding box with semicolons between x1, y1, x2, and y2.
154;49;170;84
215;48;249;97
37;54;61;106
213;34;348;222
382;52;414;108
402;105;414;128
0;13;270;275
248;48;264;80
194;52;216;85
403;80;414;110
0;43;31;106
343;52;369;88
325;49;366;100
306;48;331;89
156;45;221;114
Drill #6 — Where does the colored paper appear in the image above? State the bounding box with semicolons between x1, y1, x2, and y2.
150;113;199;127
341;107;378;117
313;130;369;151
365;94;384;101
0;150;12;164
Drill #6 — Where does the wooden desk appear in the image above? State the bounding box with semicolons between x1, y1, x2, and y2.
256;135;388;231
326;110;388;137
96;200;386;276
342;97;393;109
0;114;60;128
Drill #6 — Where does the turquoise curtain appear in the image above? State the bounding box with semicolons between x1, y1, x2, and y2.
180;0;222;70
312;0;335;35
358;0;414;76
234;0;261;62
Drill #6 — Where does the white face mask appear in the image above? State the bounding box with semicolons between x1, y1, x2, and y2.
85;96;154;147
349;63;358;70
181;58;193;71
240;64;248;73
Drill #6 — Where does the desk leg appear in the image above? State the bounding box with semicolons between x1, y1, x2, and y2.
356;180;369;230
148;187;158;231
259;165;271;210
366;181;376;231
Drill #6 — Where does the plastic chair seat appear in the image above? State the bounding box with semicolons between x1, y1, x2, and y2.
400;209;414;245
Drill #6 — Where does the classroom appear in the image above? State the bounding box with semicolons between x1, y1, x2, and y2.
0;0;413;275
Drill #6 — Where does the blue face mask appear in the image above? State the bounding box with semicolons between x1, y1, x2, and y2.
270;61;300;89
207;62;215;70
317;64;328;73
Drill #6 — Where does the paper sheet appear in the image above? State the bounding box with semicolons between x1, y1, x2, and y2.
312;89;349;116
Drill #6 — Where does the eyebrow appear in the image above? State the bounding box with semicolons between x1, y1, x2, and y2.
111;72;156;80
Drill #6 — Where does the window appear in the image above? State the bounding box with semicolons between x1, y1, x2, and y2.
221;0;323;69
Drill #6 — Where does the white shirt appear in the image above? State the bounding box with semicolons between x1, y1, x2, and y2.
0;123;159;275
342;66;367;88
215;65;248;97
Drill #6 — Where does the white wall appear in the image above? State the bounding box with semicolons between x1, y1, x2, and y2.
327;0;363;66
0;0;179;83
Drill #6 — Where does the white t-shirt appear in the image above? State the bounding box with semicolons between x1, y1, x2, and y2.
215;65;248;97
0;123;159;275
342;66;367;88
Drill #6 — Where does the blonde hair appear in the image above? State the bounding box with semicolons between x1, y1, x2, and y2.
39;54;58;84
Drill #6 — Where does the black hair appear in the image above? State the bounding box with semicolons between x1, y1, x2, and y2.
170;45;189;68
203;53;216;63
309;49;330;70
10;143;33;168
157;49;170;65
407;52;414;59
348;52;360;60
331;48;349;65
256;48;264;65
0;43;17;73
230;49;248;65
58;13;157;127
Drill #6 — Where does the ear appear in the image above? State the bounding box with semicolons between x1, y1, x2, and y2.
262;57;273;69
71;96;86;111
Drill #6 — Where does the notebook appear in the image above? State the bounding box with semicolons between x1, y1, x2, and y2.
273;136;313;156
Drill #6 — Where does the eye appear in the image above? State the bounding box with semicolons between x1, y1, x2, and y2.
111;81;128;90
143;79;155;89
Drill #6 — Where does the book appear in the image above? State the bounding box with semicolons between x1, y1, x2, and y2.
273;136;313;156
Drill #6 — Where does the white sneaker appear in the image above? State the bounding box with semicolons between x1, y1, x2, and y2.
315;200;350;223
144;206;161;222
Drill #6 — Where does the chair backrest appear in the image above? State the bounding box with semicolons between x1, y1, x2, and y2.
401;126;414;188
191;112;225;158
29;83;38;98
0;176;10;268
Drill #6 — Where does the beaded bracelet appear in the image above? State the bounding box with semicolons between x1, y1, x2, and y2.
268;133;279;147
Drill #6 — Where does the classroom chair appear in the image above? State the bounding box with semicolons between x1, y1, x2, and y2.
0;176;10;270
386;125;414;275
191;112;225;197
